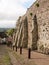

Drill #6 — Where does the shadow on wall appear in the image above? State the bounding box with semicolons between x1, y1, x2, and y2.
32;15;38;50
21;17;28;48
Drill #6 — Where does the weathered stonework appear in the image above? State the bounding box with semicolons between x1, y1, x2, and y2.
13;0;49;54
13;15;28;48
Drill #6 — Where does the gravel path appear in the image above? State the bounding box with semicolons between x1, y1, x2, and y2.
8;51;21;65
8;48;36;65
13;48;49;65
0;45;49;65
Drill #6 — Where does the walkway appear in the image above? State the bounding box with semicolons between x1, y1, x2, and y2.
0;45;49;65
11;48;49;65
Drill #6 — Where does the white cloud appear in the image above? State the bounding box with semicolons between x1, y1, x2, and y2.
0;0;36;28
0;20;16;28
0;0;26;18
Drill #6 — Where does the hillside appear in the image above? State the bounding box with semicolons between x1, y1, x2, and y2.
0;28;14;32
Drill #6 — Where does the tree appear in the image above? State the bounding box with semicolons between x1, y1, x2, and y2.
6;29;14;36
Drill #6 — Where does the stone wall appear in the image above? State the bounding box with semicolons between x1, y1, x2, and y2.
26;0;49;53
22;17;28;48
13;0;49;54
13;15;28;48
36;0;49;53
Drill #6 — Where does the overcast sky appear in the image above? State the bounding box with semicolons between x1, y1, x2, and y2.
0;0;36;28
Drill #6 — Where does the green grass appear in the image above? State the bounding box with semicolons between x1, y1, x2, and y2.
1;54;11;65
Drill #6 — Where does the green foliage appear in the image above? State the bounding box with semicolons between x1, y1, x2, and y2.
36;3;39;7
6;29;14;36
3;54;11;65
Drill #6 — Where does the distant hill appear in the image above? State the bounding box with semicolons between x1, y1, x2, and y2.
0;28;14;32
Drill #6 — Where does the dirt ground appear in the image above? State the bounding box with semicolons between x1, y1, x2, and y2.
0;45;49;65
11;48;49;65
